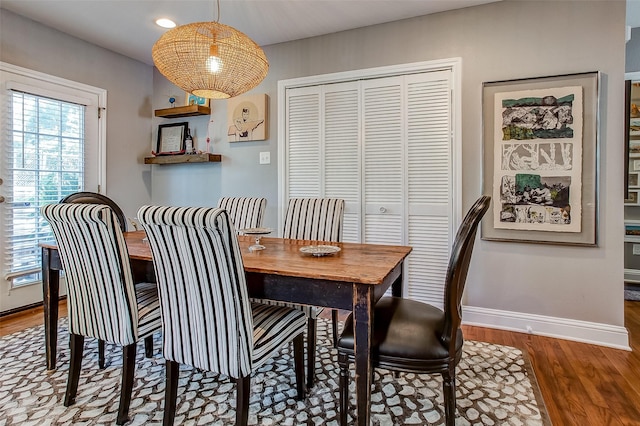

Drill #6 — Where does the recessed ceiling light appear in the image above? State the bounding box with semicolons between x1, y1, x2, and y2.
156;18;176;29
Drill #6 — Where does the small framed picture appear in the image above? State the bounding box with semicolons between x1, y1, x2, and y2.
185;92;210;107
156;122;188;155
631;173;640;188
626;190;639;205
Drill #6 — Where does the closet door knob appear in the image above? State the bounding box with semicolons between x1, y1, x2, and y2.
0;196;5;203
379;206;386;213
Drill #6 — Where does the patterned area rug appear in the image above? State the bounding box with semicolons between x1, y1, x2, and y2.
0;318;550;425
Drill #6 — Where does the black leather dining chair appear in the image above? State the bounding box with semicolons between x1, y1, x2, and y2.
336;195;491;426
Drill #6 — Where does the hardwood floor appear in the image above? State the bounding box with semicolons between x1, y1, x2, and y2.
2;300;639;425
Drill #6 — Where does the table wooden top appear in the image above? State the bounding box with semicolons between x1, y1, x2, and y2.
44;230;412;286
132;231;411;285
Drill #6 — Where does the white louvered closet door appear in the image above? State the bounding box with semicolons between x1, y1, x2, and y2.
283;68;454;306
323;82;361;242
405;71;453;306
362;77;404;246
286;86;322;198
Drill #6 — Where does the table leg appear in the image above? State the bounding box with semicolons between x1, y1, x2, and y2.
391;267;403;298
353;285;373;426
42;247;60;370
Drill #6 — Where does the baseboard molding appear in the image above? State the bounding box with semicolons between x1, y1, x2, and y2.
462;305;631;351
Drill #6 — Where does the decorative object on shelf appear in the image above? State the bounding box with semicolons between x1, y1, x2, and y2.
184;128;195;154
481;71;599;246
227;93;268;142
154;122;188;155
169;97;176;107
151;0;268;99
185;92;210;108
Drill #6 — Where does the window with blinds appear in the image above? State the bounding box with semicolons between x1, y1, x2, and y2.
4;91;85;287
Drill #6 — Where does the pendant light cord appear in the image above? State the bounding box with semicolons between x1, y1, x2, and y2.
214;0;220;23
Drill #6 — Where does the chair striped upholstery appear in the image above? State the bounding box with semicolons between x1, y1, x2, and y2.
41;203;160;345
41;203;162;425
261;198;345;318
217;197;267;231
137;205;307;377
282;198;344;242
256;198;344;389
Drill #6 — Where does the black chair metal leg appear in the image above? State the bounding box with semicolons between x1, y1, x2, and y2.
293;333;306;400
442;367;457;426
236;375;251;426
331;309;339;348
144;335;154;358
163;360;180;426
338;353;349;426
64;333;85;406
306;317;317;389
117;344;137;425
98;339;106;369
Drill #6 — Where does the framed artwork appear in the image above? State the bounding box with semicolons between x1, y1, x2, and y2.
185;92;210;107
156;122;188;155
481;71;599;246
631;173;640;188
626;191;639;205
227;93;268;142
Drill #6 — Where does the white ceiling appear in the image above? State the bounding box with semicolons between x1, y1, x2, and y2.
0;0;503;66
2;0;637;67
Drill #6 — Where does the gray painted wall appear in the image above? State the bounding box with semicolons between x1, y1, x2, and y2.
0;8;154;220
627;27;640;72
154;0;626;329
0;1;626;335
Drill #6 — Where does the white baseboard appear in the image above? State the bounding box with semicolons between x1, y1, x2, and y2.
462;305;631;351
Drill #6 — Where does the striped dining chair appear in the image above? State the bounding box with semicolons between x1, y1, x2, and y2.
217;196;267;231
40;203;161;425
257;197;344;389
137;205;307;426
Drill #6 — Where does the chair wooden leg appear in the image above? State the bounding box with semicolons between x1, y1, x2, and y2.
442;368;457;426
331;309;339;348
338;353;349;426
98;339;106;369
293;333;306;400
163;360;180;426
64;333;84;406
236;375;251;426
117;344;137;425
144;335;154;358
306;317;317;389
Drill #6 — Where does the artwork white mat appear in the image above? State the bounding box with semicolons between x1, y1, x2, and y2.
492;86;583;233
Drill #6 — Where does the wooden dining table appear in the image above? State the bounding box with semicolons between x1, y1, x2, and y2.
41;230;412;425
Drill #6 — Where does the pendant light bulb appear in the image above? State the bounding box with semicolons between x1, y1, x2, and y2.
208;44;222;73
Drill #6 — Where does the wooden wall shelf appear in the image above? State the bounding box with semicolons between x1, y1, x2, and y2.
154;105;211;118
144;153;221;165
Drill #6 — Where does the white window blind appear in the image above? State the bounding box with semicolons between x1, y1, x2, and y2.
3;90;85;286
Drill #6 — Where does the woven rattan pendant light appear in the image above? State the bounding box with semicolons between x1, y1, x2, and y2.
152;1;268;99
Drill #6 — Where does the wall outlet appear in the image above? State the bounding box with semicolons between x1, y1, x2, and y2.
259;152;270;164
634;244;640;255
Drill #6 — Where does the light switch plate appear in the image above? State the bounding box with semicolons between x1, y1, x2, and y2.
260;152;270;164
